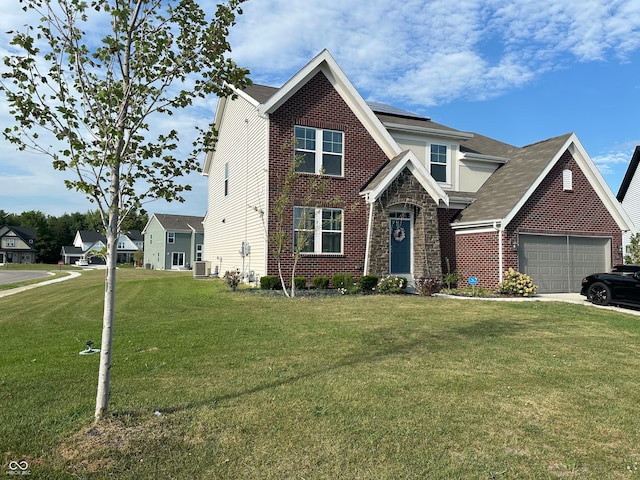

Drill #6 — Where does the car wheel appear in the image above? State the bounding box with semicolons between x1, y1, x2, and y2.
588;282;611;306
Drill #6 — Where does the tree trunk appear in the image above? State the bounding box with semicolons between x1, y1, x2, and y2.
95;173;120;422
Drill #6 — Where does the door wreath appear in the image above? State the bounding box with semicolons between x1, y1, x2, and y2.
393;227;406;242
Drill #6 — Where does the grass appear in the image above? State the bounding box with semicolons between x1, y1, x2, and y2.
1;268;639;479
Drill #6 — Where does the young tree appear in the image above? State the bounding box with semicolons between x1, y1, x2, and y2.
1;0;250;421
624;233;640;264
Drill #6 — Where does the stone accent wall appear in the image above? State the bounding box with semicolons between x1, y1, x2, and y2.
368;168;442;280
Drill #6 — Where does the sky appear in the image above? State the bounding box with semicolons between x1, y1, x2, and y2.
1;0;639;218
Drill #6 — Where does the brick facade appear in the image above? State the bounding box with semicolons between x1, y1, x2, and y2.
448;151;623;289
266;72;389;281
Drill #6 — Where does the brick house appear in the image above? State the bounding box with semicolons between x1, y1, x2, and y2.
202;50;630;293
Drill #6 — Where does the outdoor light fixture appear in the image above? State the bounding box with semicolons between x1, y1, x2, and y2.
511;242;519;251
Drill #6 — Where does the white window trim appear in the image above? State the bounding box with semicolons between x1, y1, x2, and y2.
429;142;452;187
294;206;343;255
167;232;175;244
295;126;344;176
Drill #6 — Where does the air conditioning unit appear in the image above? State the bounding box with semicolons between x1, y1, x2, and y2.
193;261;210;278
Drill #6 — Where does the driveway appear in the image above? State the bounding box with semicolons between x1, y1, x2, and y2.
0;270;51;285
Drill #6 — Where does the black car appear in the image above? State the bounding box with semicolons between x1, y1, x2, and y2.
581;265;640;307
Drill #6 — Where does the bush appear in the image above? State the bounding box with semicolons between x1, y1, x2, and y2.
312;275;330;290
223;269;242;291
376;275;408;294
358;274;378;293
294;276;307;290
260;275;282;290
414;276;442;296
496;268;538;297
332;273;354;289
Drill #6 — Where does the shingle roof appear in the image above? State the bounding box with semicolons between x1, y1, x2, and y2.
453;133;573;225
153;214;204;232
78;230;106;242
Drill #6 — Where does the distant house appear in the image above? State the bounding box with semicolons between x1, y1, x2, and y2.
142;214;204;270
617;146;640;257
0;225;37;264
202;49;631;293
60;230;144;265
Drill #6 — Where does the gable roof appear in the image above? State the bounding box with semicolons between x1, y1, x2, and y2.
0;225;37;251
453;133;631;230
145;214;204;233
617;145;640;201
77;230;106;243
360;150;448;205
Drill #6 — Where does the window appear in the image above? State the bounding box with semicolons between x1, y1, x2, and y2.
117;240;125;249
6;238;15;247
224;162;229;196
294;126;343;176
430;144;448;183
167;232;175;244
196;244;203;261
293;206;343;254
563;169;573;191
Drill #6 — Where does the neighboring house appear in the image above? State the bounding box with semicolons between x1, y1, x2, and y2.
202;50;631;293
60;230;144;265
616;146;640;256
142;214;204;270
0;225;37;264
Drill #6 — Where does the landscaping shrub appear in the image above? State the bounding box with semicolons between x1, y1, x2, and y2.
358;274;378;293
376;275;408;294
332;273;354;289
294;276;307;290
312;275;330;290
414;276;442;296
260;275;282;290
496;268;538;296
223;270;242;291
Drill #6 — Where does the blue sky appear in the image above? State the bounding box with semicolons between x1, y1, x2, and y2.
1;0;639;217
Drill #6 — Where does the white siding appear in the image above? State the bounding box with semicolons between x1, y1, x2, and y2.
621;169;640;253
203;95;268;281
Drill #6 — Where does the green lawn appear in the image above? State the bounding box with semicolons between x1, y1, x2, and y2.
1;268;639;479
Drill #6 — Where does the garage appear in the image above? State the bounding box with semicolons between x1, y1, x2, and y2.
518;234;611;293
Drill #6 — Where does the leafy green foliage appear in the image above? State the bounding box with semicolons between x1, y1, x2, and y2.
357;274;378;293
332;273;354;289
624;233;640;264
294;276;307;290
312;275;330;289
223;269;242;291
376;275;408;294
260;275;282;290
414;276;442;296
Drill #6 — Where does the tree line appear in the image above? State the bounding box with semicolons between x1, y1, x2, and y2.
0;209;148;264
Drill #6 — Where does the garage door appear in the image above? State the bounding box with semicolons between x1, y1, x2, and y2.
519;234;610;293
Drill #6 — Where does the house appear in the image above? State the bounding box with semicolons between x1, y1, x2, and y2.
60;230;144;265
202;50;631;293
142;214;204;270
616;146;640;256
0;225;37;264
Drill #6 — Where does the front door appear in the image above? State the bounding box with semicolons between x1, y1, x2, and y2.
390;213;411;274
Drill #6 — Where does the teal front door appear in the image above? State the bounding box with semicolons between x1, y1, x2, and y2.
390;218;411;274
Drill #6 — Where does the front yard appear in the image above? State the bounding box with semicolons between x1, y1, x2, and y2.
1;268;639;478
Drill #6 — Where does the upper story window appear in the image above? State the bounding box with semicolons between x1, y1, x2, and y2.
117;240;125;249
6;238;15;247
293;206;343;254
294;126;343;176
167;232;175;244
430;144;448;183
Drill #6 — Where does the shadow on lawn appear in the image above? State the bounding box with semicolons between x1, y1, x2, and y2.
134;318;529;418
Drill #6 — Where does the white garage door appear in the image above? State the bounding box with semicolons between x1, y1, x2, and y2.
519;234;611;293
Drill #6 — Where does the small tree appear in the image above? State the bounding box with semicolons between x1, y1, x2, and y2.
624;233;640;264
1;0;250;421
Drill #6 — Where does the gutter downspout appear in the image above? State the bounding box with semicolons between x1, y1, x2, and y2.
494;221;504;283
363;198;374;276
